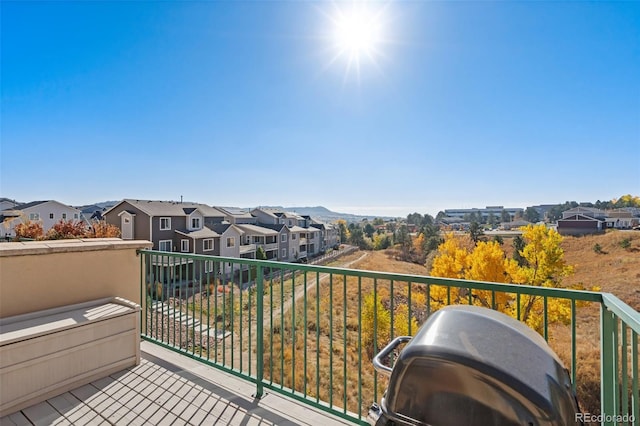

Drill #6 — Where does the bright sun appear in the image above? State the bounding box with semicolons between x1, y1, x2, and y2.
326;2;389;82
334;9;380;56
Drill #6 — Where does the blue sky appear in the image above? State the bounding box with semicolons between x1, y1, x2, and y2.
2;1;639;217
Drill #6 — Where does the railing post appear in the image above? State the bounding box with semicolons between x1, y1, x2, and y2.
254;263;264;398
601;306;616;425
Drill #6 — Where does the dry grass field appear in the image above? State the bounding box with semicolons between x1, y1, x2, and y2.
374;230;639;417
175;231;638;421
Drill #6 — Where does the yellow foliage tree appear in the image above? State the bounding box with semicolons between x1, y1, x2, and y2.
393;304;418;337
361;291;391;358
412;233;425;259
508;224;576;331
429;225;583;334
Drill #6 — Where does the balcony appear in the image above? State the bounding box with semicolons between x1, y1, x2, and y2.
259;242;278;252
239;243;256;256
1;243;639;425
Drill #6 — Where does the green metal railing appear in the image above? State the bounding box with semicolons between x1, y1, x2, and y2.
138;249;640;425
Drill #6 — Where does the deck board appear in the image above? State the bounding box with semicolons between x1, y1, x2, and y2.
1;341;357;425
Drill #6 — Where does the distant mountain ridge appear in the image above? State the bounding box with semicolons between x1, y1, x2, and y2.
257;206;396;223
83;201;395;223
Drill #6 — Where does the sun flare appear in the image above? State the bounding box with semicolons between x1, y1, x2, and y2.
334;8;381;56
325;2;390;82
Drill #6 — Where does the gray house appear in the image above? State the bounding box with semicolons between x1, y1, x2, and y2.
103;199;226;251
236;224;280;260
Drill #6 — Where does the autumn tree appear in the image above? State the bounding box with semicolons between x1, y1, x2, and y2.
13;220;44;240
429;225;583;334
361;291;391;358
85;220;121;238
372;233;391;250
612;194;640;208
510;224;575;330
46;220;87;240
349;227;363;247
336;219;349;243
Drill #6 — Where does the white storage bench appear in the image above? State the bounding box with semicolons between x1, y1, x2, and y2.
0;297;140;415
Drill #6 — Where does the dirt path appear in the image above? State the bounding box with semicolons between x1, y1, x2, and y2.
230;251;369;371
264;251;369;329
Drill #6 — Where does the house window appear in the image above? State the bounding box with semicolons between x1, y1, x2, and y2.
226;237;235;248
49;213;54;219
181;239;189;252
281;248;287;258
281;234;287;242
292;234;296;240
204;260;214;273
29;213;40;221
74;214;79;219
160;217;171;230
62;213;67;220
191;217;201;229
203;239;213;251
159;240;172;252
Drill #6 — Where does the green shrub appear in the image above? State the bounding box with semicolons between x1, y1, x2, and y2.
619;238;631;249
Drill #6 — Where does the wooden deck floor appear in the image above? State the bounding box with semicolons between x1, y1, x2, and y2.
1;341;358;426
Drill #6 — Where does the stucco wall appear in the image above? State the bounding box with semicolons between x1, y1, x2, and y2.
0;238;152;318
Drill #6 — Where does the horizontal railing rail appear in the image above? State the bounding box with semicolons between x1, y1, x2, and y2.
138;249;640;426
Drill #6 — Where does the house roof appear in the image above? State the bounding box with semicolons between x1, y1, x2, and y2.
562;207;605;219
0;197;19;204
235;224;278;236
208;223;244;236
106;199;226;218
14;200;81;212
289;226;309;233
558;214;604;222
216;207;254;218
259;223;288;232
254;208;303;221
175;228;220;239
14;200;49;210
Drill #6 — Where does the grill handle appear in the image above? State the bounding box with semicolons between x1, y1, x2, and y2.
372;336;412;376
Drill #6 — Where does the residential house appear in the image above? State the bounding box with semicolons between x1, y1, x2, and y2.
310;222;340;251
557;214;605;235
1;200;83;238
252;208;328;260
605;209;639;229
561;207;606;220
0;198;19;211
103;199;227;250
258;223;291;261
207;223;255;277
251;208;304;228
235;224;280;260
